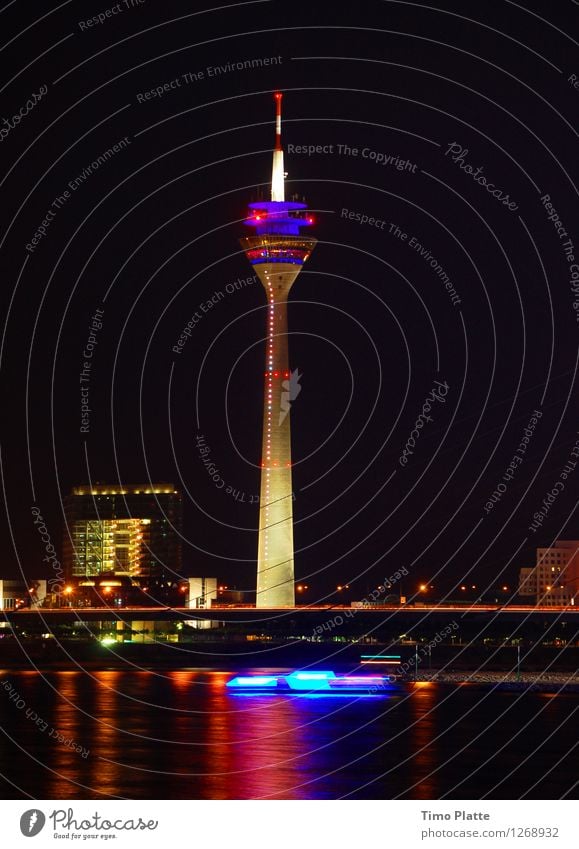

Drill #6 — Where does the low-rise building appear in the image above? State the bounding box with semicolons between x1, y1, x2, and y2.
186;577;218;629
0;579;47;610
519;540;579;605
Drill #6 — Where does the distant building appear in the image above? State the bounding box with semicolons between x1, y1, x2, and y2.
518;567;536;598
216;587;247;605
186;577;218;630
63;484;182;581
0;579;47;610
519;540;579;606
187;577;217;609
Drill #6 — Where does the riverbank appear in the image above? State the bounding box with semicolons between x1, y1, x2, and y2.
1;639;578;693
410;670;579;692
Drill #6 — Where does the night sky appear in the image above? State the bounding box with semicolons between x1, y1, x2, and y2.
0;0;577;601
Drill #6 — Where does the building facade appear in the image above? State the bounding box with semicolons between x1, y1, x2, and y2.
186;577;218;630
519;540;579;605
187;576;217;609
0;579;47;610
63;484;182;581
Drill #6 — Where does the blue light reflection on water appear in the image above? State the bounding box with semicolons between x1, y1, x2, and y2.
228;692;391;699
0;671;577;800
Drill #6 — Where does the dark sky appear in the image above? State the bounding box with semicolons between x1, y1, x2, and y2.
0;0;577;601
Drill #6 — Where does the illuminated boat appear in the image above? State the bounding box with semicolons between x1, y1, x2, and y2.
226;670;395;693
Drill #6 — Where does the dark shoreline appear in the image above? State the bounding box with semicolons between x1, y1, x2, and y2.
1;639;578;692
408;671;579;692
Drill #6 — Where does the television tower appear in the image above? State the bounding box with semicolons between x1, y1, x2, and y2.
240;93;317;607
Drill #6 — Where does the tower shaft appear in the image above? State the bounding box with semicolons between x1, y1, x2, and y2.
257;266;294;607
241;236;315;606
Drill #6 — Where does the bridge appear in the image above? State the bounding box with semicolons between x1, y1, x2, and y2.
4;604;578;627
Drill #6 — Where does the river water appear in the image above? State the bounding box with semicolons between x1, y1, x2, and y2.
0;670;577;799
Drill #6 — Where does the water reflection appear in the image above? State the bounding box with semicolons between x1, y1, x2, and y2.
221;692;309;799
405;682;439;799
0;671;577;799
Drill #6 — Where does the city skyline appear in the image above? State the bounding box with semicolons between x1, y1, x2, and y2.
0;8;575;604
0;0;578;810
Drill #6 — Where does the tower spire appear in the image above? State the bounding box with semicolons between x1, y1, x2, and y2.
271;92;284;202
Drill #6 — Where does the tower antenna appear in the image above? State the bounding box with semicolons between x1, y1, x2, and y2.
271;92;284;202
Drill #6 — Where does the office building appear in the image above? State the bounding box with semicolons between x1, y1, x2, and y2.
63;483;182;581
519;540;579;605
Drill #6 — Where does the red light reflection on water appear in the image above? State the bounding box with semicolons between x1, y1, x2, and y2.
183;672;311;799
405;682;440;799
